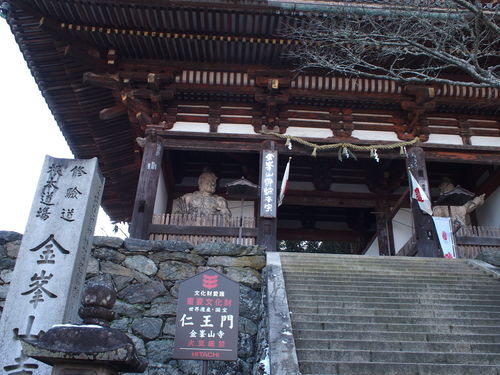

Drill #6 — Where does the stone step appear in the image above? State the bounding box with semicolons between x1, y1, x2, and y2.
281;265;486;277
282;271;495;283
287;299;500;312
286;288;500;301
279;253;462;263
291;312;500;326
281;261;481;269
280;259;475;268
280;253;500;374
292;321;500;335
288;306;500;319
293;329;500;343
296;348;500;365
286;293;500;306
299;361;500;375
284;282;500;296
293;339;500;354
283;276;500;288
285;285;500;298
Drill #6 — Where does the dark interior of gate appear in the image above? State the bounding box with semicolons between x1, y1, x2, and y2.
154;149;495;254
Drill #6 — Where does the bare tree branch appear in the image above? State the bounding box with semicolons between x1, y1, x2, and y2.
284;0;500;88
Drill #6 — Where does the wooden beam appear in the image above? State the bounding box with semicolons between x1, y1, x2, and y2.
155;130;500;164
388;188;410;220
129;134;164;239
455;236;500;246
149;224;258;237
99;104;127;120
10;0;109;70
83;72;122;90
375;200;391;256
284;190;402;208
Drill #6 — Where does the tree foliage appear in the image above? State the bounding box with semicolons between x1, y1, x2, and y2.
285;0;500;88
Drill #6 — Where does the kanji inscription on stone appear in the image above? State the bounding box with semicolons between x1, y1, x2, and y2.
0;156;104;375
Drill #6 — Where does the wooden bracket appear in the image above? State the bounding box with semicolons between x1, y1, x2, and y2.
398;85;437;141
330;108;353;138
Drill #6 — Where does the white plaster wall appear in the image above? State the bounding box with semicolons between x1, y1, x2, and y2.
153;169;168;214
218;124;256;134
427;134;463;145
392;208;414;252
470;136;500;147
285;127;333;138
477;186;500;228
170;121;210;133
351;130;399;141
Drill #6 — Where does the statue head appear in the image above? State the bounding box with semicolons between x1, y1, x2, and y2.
198;172;217;194
438;177;455;195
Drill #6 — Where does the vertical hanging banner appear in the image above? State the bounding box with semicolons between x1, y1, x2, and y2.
0;156;104;375
278;157;291;207
260;150;278;218
173;270;239;361
409;171;433;215
432;217;456;259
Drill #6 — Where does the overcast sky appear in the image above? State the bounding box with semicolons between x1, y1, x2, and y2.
0;19;127;237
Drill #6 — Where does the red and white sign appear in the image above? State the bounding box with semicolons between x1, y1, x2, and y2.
409;172;433;215
432;217;456;259
173;270;239;361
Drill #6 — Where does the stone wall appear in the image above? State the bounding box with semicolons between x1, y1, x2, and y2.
0;231;267;375
0;231;20;313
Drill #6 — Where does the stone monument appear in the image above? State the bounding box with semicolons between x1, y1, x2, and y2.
21;283;147;375
173;171;231;217
0;156;104;375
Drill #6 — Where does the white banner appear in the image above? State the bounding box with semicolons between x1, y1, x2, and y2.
278;157;291;207
409;172;433;215
432;217;456;259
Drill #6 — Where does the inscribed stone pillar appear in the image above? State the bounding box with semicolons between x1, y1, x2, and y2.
0;156;104;375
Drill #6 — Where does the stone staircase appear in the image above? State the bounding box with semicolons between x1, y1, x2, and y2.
280;252;500;375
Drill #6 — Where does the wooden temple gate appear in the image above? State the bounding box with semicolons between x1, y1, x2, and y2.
4;0;500;256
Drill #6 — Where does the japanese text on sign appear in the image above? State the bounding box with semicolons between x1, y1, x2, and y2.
173;270;239;361
260;150;277;218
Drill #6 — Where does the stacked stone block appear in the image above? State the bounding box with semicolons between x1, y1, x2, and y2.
0;232;266;375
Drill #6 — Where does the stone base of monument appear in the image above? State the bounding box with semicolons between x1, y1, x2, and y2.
33;363;118;375
20;284;147;375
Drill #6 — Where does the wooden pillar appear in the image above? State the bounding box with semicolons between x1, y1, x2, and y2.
387;216;396;256
129;133;164;239
376;199;394;256
406;146;440;257
258;141;278;251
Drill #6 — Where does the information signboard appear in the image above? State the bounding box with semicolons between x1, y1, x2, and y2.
173;270;239;361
